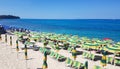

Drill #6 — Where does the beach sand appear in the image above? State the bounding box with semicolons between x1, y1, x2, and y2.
0;34;120;69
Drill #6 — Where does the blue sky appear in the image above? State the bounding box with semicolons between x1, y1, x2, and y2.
0;0;120;19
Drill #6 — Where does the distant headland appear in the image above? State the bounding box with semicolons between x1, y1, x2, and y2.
0;15;20;19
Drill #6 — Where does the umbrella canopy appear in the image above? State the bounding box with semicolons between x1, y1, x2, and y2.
24;41;34;46
83;43;99;49
103;45;120;53
30;35;41;41
103;38;111;40
14;32;27;37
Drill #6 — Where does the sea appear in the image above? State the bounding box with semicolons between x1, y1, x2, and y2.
0;19;120;42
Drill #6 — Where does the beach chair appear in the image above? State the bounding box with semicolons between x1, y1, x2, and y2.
89;54;95;60
72;61;83;69
59;55;66;60
82;52;89;58
106;57;113;64
91;54;95;60
44;48;50;54
67;47;72;52
56;54;66;61
82;52;87;57
65;58;73;67
93;65;102;69
51;45;56;50
56;54;61;60
88;53;91;59
54;53;59;58
114;59;120;65
50;51;55;57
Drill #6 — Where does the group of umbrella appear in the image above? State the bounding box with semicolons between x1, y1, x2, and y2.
2;30;120;69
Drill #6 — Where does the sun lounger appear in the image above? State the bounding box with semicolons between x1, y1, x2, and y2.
106;57;113;64
93;65;102;69
65;58;73;67
82;52;89;58
72;61;83;69
88;54;95;60
50;51;55;57
67;47;72;52
114;59;120;65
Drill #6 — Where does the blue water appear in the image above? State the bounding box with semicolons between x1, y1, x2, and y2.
0;19;120;41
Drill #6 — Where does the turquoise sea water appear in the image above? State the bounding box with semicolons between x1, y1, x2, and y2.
0;19;120;41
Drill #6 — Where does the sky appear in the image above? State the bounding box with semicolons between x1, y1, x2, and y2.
0;0;120;19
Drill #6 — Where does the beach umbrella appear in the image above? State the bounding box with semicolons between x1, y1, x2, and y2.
5;34;7;42
16;40;19;58
24;44;28;69
14;32;27;37
100;50;107;67
84;61;88;69
114;42;120;47
72;47;77;60
30;35;40;41
24;44;28;60
103;38;111;41
55;44;60;52
103;45;120;65
103;45;120;53
16;40;19;52
10;36;12;46
103;38;113;44
0;34;1;40
84;43;99;50
42;51;48;69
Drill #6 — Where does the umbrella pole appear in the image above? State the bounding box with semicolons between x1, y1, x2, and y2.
24;44;28;69
16;40;19;59
113;53;116;65
42;51;48;69
10;36;13;53
5;34;7;48
5;34;7;43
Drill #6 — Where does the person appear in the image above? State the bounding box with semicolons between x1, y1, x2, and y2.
0;25;6;34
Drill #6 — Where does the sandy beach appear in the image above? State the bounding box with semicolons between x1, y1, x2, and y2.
0;34;120;69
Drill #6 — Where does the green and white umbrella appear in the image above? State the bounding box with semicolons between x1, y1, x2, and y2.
103;45;120;53
24;41;34;46
30;35;40;41
84;43;99;49
14;32;26;37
